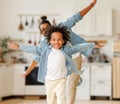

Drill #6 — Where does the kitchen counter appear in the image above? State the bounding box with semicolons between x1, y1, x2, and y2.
0;62;111;66
83;62;111;66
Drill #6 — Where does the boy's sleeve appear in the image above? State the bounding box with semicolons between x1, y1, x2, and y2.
71;42;95;56
19;44;42;56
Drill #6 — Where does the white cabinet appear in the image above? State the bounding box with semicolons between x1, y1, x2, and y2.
0;65;13;98
76;65;90;100
12;64;25;95
90;64;111;97
5;65;13;96
0;66;4;99
91;9;113;36
73;8;113;37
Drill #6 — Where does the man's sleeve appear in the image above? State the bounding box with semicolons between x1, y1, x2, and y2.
59;12;83;29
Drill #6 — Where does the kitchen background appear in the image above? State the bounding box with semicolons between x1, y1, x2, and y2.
1;0;119;63
0;0;120;101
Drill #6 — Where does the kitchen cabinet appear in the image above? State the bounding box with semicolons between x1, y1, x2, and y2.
12;64;25;95
0;66;3;100
90;64;111;97
24;66;46;95
0;65;13;98
113;41;120;52
5;65;13;96
90;9;113;36
112;41;120;99
76;64;90;100
73;8;112;37
112;56;120;99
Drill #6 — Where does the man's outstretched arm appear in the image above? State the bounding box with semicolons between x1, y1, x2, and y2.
22;60;38;77
80;0;97;17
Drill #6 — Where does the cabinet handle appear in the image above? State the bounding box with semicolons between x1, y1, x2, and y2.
97;65;105;68
98;81;105;84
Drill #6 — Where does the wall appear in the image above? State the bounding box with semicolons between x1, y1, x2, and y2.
0;0;74;39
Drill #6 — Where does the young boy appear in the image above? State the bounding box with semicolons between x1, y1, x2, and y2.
8;25;102;104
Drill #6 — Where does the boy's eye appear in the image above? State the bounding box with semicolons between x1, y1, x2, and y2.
51;38;62;41
52;39;55;41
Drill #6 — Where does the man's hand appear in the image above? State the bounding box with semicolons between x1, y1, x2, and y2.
91;0;97;6
21;71;28;77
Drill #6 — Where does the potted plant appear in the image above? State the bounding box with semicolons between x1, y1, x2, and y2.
0;36;13;63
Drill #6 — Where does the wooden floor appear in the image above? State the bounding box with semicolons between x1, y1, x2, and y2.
0;99;120;104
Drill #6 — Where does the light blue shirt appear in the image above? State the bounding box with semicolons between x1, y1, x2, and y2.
34;12;90;64
19;42;95;83
24;12;95;83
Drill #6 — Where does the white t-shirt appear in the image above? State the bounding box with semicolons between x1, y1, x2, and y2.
46;48;67;80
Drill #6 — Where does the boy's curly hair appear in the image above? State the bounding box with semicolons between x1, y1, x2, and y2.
46;25;71;45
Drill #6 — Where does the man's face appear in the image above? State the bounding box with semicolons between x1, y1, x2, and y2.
40;23;50;35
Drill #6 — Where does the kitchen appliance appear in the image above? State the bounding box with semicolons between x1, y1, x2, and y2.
112;41;120;99
25;67;44;85
24;66;46;95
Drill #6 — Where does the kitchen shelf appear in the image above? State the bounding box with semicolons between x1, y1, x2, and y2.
18;13;60;17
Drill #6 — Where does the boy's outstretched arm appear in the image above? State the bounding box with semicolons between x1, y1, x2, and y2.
72;42;104;55
95;43;105;48
80;0;97;17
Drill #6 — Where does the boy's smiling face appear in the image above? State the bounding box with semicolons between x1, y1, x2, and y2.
50;32;64;49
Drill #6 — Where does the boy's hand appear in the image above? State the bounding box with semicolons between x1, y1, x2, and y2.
95;43;105;48
7;43;19;50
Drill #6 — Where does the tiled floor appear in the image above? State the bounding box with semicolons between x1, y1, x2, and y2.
0;99;120;104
